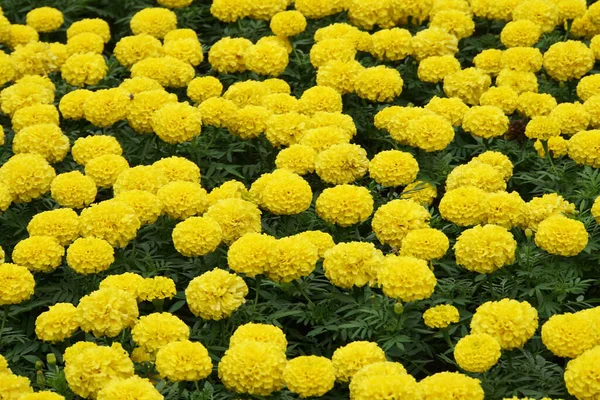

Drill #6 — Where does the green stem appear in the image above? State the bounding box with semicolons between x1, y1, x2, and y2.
564;19;573;40
0;307;8;342
442;328;454;350
293;281;315;307
487;274;497;300
253;276;262;312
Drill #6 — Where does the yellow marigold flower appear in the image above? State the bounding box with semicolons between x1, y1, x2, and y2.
153;156;200;183
97;376;162;400
372;199;430;248
151;102;202;144
187;77;222;104
378;106;416;136
77;288;139;337
156;340;212;381
0;184;11;212
439;186;487;226
186;268;247;320
316;185;373;227
316;60;363;95
157;181;207;220
331;341;386;382
264;112;309;147
400;228;449;261
66;237;114;274
535;215;588;256
350;366;418;400
130;7;177;39
311;111;356;138
64;343;134;398
525;193;575;230
423;304;459;328
472;151;513;181
84;88;130;127
116;190;162;225
275;145;316;175
463;106;508;139
512;0;559;33
0;373;33;399
524;116;561;140
293;231;334;258
578;75;600;102
378;255;437;301
500;20;541;47
401;181;437;206
485;191;526;229
446;161;506;192
418;55;461;84
72;135;122;166
592;35;600;60
501;47;543;73
454;224;516;273
314;23;370;49
299;85;343;115
209;0;251;22
369;150;419;187
296;0;338;19
59;89;92;120
284;356;335;398
0;354;9;374
479;87;518;115
218;341;286;396
568;129;600;167
11;104;59;133
496;69;538;94
26;7;63;32
0;51;15;86
323;242;384;289
67;18;110;42
244;42;289;77
265;236;319;282
471;298;539;350
164;38;203;66
228;105;272;139
299;126;349;152
0;263;35;305
113;165;167;195
127;90;177;133
0;153;56;203
172;216;222;257
131;56;195;88
208;37;253;73
20;392;65;400
369;28;412;61
138;276;176;302
556;0;586;22
100;272;144;299
7;25;39;49
592;197;600;223
227;233;276;277
258;170;312;215
85;154;130;188
411;27;458;61
158;0;193;8
564;345;600;399
205;198;261;244
1;81;54;116
120;77;163;95
542;311;598;358
66;32;104;56
429;0;470;17
420;371;484;400
9;40;56;76
261;93;299;114
230;322;287;350
430;10;474;39
315;143;369;184
406;114;456;152
132;312;189;353
28;208;79;245
61;53;107;87
443;67;491;105
206;180;249;207
454;333;501;373
223;80;269;107
114;34;163;67
79;199;141;247
35;303;78;342
12;236;64;273
13;124;70;164
354;66;403;103
543;40;595;81
50;171;97;209
270;11;306;37
534;136;569;158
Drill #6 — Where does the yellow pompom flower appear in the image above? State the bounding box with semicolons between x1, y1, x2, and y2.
535;215;588;256
314;23;370;49
206;180;249;207
400;228;449;260
116;190;162;225
316;60;364;95
479;87;519;115
113;165;167;195
131;56;195;88
500;20;541;48
501;47;543;73
275;145;316;175
293;231;334;259
77;288;139;337
66;32;104;56
323;242;384;289
512;0;558;32
454;333;501;373
13;124;70;164
412;27;459;61
50;171;97;209
210;0;251;21
542;312;598;358
372;199;430;248
592;197;600;223
261;93;300;114
163;38;203;66
12;236;64;273
270;10;307;37
67;18;111;43
350;367;419;400
534;136;569;158
315;143;369;184
157;181;208;220
35;303;79;342
0;263;35;305
369;150;418;187
185;268;248;320
79;199;141;247
462;106;508;139
264;113;310;147
114;34;163;67
284;356;335;398
549;102;590;135
446;162;506;192
419;371;485;400
205;198;262;244
218;341;286;396
316;185;373;227
485;191;526;229
64;343;134;398
59;89;93;120
439;186;488;226
223;80;270;107
347;0;393;29
208;37;253;74
495;69;539;94
27;208;79;246
85;154;130;188
138;276;176;302
244;42;289;77
0;184;11;212
470;299;539;350
0;373;33;399
430;10;475;39
299;127;349;152
130;7;177;39
120;76;167;93
19;392;65;400
66;237;114;274
126;90;178;133
157;0;193;8
378;255;437;302
331;341;386;382
153;156;200;183
423;304;460;328
418;55;461;84
564;345;600;400
151;102;202;144
83;88;130;127
369;28;412;61
61;53;107;87
132;312;189;353
7;25;39;49
26;7;63;32
100;272;145;298
259;170;313;215
0;51;14;86
187;77;222;104
354;66;403;102
578;75;600;101
1;81;54;116
525;193;575;230
443;68;491;105
227;233;276;277
97;376;162;400
568;129;600;167
0;153;56;203
229;106;272;139
473;151;514;180
265;236;319;283
172;216;223;257
299;86;343;115
229;322;287;351
401;181;438;206
156;340;213;381
311;112;356;138
11;104;59;133
524;116;561;140
543;40;595;81
454;224;516;274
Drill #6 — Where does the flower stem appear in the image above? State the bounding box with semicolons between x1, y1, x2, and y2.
0;307;8;342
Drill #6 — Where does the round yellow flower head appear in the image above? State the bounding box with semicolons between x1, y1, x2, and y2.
0;263;35;305
11;104;59;133
412;27;459;61
27;208;79;246
150;157;199;184
8;25;39;49
163;38;203;66
485;191;526;229
172;216;222;257
59;89;93;120
0;373;33;399
130;7;177;39
578;75;600;101
66;32;104;56
479;87;519;115
97;376;162;400
186;268;248;320
315;143;369;184
151;102;202;144
418;55;461;84
473;151;513;180
138;276;176;302
270;11;307;37
369;28;412;61
218;341;286;396
12;236;64;273
311;112;356;138
126;90;178;133
19;392;65;400
83;88;130;128
0;183;11;212
66;237;114;274
10;41;63;78
156;340;213;381
265;113;311;147
420;371;484;400
1;81;54;116
229;323;287;351
543;40;595;81
471;298;538;350
0;153;56;203
205;198;262;244
132;312;190;353
525;193;575;230
316;60;364;95
26;7;63;32
299;85;343;114
314;23;370;49
50;171;97;209
500;20;541;47
454;224;516;274
369;150;419;187
85;154;130;188
316;185;373;227
496;69;539;94
275;145;316;175
131;56;195;88
261;93;300;114
568;129;600;167
446;161;507;192
454;333;501;373
64;342;134;398
186;77;222;104
549;102;590;136
114;34;163;67
443;68;491;105
296;0;338;19
61;53;107;87
400;228;449;260
592;196;600;224
564;345;600;399
439;186;488;226
423;304;460;328
323;242;384;289
77;288;139;337
372;199;431;248
100;272;145;298
115;190;162;225
113;165;167;195
378;255;437;302
157;181;208;220
206;180;249;207
228;105;273;139
35;303;79;343
223;80;270;107
283;356;334;398
463;106;509;139
512;0;559;33
0;51;14;86
13;124;70;164
67;18;110;42
227;232;276;277
524;116;561;141
430;10;475;39
79;199;141;247
350;367;418;400
542;311;599;358
535;215;588;256
120;77;163;95
331;341;386;382
429;0;470;18
293;231;334;259
401;181;437;206
208;37;253;74
354;66;403;103
259;170;313;215
501;47;542;73
299;126;349;152
534;136;569;159
244;42;289;77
